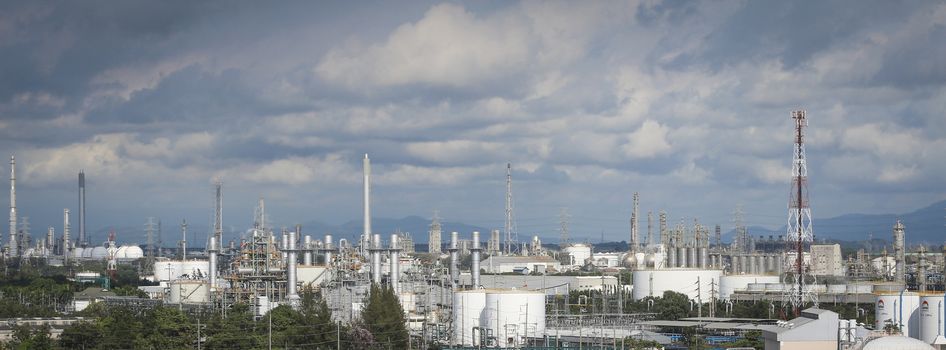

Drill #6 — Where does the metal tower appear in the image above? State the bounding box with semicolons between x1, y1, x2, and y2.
78;170;86;248
785;110;815;316
630;192;639;252
145;217;156;266
503;163;517;255
732;205;748;253
646;210;654;246
658;211;668;246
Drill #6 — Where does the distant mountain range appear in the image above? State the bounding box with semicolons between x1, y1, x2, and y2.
726;199;946;245
84;200;945;248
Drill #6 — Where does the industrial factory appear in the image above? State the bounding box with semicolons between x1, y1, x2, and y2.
2;112;946;350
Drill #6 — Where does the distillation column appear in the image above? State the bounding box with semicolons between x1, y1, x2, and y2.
471;231;482;288
390;233;400;294
371;233;382;284
448;231;459;288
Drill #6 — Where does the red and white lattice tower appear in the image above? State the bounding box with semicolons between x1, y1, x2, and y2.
785;110;817;316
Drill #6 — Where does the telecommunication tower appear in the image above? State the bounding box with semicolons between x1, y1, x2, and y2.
785;110;816;316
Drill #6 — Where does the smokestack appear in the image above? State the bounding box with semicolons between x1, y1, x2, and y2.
9;155;16;257
46;227;54;256
363;154;371;257
471;231;481;288
894;220;905;284
390;233;400;294
448;231;459;288
208;236;218;289
324;234;334;266
282;229;289;264
78;170;85;248
371;233;382;284
180;219;187;260
63;209;70;263
303;235;312;266
287;230;297;297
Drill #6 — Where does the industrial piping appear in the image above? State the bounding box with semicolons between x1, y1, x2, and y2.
471;231;481;288
390;233;400;294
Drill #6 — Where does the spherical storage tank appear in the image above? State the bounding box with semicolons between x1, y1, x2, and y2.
90;246;108;259
919;294;946;344
718;275;779;300
632;269;722;301
876;292;920;338
72;247;84;259
483;290;545;348
453;290;487;347
115;245;144;259
863;336;935;350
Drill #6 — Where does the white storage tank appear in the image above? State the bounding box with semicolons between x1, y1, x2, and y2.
91;246;108;259
718;275;779;299
563;244;592;266
876;292;921;338
167;279;210;304
483;289;545;348
153;260;211;283
453;289;486;346
919;293;946;344
632;269;722;301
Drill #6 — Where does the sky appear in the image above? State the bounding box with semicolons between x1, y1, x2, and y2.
1;0;945;244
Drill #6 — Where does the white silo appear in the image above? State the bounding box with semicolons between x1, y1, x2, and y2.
876;292;921;338
453;289;487;346
483;290;545;348
919;293;946;344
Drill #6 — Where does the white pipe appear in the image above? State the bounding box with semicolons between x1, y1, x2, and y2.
390;233;400;294
303;235;312;266
471;231;481;288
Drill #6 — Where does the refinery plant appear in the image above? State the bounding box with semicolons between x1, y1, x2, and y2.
2;111;946;350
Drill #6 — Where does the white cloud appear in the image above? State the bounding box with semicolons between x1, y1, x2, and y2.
622;120;672;159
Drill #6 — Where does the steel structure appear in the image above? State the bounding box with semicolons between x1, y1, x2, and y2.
503;163;517;255
630;192;639;252
428;211;442;254
8;155;16;258
78;170;86;248
785;110;816;316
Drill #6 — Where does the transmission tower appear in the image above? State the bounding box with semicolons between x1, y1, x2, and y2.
503;163;518;255
785;110;816;316
145;217;156;268
646;210;654;246
559;208;570;247
213;178;223;250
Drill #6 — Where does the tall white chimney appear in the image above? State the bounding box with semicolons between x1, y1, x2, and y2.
208;236;218;289
9;155;17;257
448;231;459;289
390;233;400;294
471;231;481;288
287;230;297;298
363;154;371;257
371;233;382;284
62;209;70;263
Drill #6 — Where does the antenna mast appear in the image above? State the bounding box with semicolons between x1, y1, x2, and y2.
786;110;815;316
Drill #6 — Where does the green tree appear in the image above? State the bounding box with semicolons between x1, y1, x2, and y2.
58;321;103;349
359;283;408;349
7;324;52;350
202;304;263;349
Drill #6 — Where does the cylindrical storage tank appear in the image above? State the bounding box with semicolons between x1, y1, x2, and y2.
698;247;708;268
688;246;697;269
564;244;592;266
827;284;847;294
632;269;722;301
483;290;546;348
919;294;946;344
719;275;780;300
167;280;210;304
453;290;487;346
748;256;758;274
747;283;766;292
756;255;765;275
677;247;687;268
733;255;743;274
667;246;677;268
153;260;211;282
740;255;749;274
876;292;921;338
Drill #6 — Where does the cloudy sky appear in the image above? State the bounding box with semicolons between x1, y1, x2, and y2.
2;0;945;243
